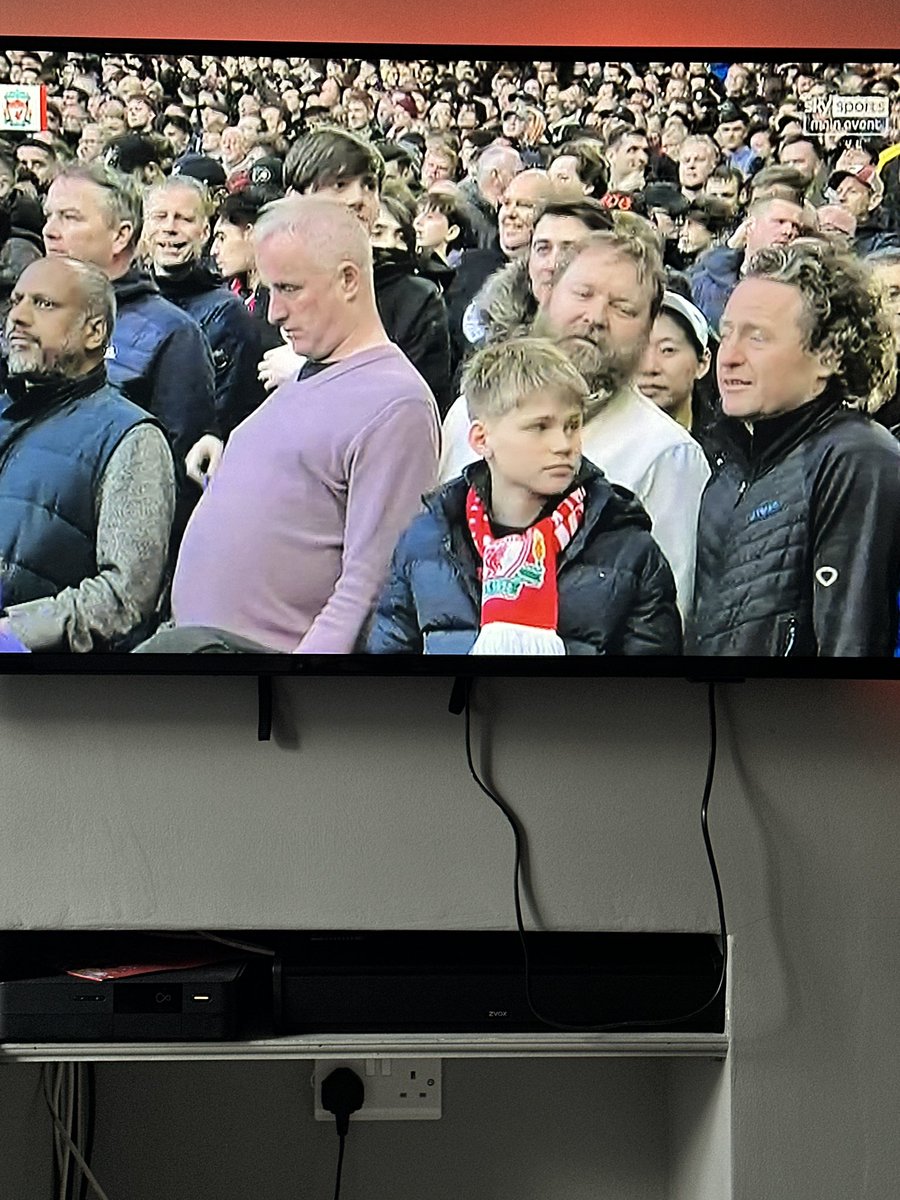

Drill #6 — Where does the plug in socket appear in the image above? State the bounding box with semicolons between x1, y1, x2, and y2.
313;1058;442;1121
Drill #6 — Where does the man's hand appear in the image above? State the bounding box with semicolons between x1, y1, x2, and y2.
258;344;305;392
727;220;749;250
185;434;224;488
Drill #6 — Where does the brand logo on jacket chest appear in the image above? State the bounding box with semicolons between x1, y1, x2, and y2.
747;499;782;524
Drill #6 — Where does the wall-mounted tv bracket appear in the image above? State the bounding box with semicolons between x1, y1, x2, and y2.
258;675;273;741
448;676;471;715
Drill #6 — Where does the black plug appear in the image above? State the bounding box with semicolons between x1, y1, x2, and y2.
321;1067;365;1137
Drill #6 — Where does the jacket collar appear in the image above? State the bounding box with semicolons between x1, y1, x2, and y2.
2;362;109;417
709;384;849;470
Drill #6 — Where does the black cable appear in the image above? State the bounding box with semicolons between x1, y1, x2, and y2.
333;1133;346;1200
78;1065;96;1200
320;1067;364;1200
463;679;727;1032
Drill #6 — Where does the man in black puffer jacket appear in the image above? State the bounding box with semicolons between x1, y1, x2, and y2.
368;338;681;656
144;175;267;440
688;242;900;658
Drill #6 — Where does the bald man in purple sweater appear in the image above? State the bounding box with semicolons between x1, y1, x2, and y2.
137;197;440;654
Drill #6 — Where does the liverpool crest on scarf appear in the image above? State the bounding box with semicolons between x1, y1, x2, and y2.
466;485;586;655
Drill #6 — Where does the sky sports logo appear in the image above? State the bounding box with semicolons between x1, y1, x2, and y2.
801;94;890;137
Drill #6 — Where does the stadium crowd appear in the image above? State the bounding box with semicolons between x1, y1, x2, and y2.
1;50;900;656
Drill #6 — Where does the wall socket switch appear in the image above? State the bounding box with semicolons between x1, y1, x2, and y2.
313;1058;442;1121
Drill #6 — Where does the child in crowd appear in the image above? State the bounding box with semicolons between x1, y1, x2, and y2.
367;337;682;655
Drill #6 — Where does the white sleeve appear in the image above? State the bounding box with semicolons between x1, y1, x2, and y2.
632;441;711;620
439;393;478;483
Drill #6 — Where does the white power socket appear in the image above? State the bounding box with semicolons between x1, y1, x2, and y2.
313;1058;442;1121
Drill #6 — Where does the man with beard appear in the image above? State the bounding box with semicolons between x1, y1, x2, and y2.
440;227;709;617
531;229;710;616
143;175;266;440
0;257;174;651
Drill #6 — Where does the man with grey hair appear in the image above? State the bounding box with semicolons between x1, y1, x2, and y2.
689;242;900;657
0;257;175;652
462;143;523;250
136;195;440;655
43;162;215;518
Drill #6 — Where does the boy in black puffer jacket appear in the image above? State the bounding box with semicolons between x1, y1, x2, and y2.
368;337;682;656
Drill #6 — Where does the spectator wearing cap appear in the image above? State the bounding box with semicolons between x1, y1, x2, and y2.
42;161;215;543
637;289;713;432
714;102;758;178
387;92;419;142
678;196;732;268
103;133;166;191
828;164;900;257
144;175;267;442
642;182;690;268
172;153;228;192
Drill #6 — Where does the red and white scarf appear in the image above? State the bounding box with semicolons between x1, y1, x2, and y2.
466;485;586;655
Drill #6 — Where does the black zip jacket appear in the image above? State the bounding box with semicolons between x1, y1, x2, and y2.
687;391;900;657
367;458;682;656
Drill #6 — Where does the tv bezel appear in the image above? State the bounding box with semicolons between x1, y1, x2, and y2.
2;38;897;680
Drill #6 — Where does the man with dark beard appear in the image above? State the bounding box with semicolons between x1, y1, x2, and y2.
530;229;710;617
0;257;174;652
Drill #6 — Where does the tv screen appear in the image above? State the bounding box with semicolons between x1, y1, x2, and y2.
1;42;899;676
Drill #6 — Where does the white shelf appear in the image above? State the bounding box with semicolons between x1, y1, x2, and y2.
0;1030;728;1063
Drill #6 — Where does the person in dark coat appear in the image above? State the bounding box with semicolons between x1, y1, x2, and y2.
371;187;452;415
368;338;681;656
281;126;452;403
689;193;804;332
41;162;215;497
688;242;900;658
144;175;267;439
0;257;174;652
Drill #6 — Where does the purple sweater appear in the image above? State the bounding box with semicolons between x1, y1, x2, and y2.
171;344;440;653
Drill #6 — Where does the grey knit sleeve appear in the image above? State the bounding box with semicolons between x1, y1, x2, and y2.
4;424;176;653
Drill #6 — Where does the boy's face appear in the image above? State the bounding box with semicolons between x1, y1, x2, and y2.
469;389;583;505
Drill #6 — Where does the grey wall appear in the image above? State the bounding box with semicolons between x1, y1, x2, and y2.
1;674;898;1199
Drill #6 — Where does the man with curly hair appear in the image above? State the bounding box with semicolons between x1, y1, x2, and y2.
688;242;900;657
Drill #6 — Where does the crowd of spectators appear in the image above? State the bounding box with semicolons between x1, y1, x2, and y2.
1;50;899;656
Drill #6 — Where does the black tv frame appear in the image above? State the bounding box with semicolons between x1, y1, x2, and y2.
1;39;897;680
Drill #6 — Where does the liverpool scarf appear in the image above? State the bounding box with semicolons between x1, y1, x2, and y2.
466;485;586;655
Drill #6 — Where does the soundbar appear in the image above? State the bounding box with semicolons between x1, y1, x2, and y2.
273;931;725;1034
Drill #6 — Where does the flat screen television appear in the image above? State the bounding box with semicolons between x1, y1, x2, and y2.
1;41;899;677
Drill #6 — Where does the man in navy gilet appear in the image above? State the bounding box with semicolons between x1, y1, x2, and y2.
0;257;175;652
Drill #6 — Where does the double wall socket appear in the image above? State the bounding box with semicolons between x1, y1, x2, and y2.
313;1058;442;1121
